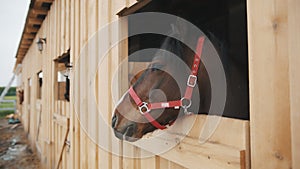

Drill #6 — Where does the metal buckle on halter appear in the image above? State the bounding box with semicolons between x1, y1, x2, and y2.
138;102;150;115
181;98;192;115
187;75;197;87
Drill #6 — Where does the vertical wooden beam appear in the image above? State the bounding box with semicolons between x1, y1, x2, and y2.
50;2;59;166
31;74;38;149
60;0;66;53
69;0;75;168
48;5;54;168
24;77;30;133
87;1;98;169
157;157;169;169
65;0;70;50
79;0;88;169
73;0;81;168
55;0;61;58
97;0;111;168
247;0;292;168
288;0;300;168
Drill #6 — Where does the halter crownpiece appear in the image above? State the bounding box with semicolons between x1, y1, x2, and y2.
128;36;205;130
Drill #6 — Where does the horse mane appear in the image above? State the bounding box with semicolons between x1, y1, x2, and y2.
153;20;190;60
159;36;185;60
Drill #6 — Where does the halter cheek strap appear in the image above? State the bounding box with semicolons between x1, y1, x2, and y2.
128;36;205;130
129;86;167;129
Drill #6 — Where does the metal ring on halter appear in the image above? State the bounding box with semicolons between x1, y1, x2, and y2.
138;102;150;115
181;98;192;109
181;98;192;115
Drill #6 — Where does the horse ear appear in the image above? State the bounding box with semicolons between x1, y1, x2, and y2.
171;24;180;35
174;18;188;40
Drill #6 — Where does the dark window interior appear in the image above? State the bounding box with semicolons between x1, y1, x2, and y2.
55;52;71;102
127;0;249;120
37;71;43;99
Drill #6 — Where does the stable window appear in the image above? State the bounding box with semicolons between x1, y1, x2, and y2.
37;71;43;99
54;51;71;102
121;0;249;120
116;0;250;168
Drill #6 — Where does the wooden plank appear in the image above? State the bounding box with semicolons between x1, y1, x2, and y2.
17;53;26;57
35;100;42;142
73;0;81;168
23;33;36;39
19;47;29;51
65;0;70;50
136;115;249;169
157;157;169;169
54;123;69;169
28;18;44;25
27;78;31;136
79;1;88;169
69;0;75;166
114;4;140;169
128;0;139;7
60;0;66;53
97;0;112;168
20;44;31;48
86;1;97;169
53;112;69;127
42;9;52;169
123;142;137;169
169;162;186;169
247;0;292;168
22;39;33;44
288;0;300;168
117;0;151;16
35;0;54;3
19;48;29;53
56;0;61;58
32;9;49;15
26;27;39;33
140;150;157;169
21;42;32;46
159;136;242;169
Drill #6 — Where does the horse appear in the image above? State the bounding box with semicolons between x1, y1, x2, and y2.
112;25;249;142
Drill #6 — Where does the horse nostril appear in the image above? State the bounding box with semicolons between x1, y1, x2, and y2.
123;123;137;137
112;114;118;129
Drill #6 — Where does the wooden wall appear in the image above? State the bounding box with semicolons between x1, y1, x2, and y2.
247;0;299;168
16;0;300;168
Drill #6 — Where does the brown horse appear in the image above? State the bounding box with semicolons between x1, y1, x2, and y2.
112;30;248;142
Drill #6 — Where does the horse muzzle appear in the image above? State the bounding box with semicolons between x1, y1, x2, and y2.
112;114;139;142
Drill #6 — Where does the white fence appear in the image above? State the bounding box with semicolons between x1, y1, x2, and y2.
0;100;16;111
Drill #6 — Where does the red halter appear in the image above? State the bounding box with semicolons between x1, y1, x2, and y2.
128;37;205;130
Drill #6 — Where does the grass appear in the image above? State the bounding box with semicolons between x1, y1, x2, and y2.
0;102;15;108
3;95;16;100
0;95;16;119
0;110;15;119
0;96;16;108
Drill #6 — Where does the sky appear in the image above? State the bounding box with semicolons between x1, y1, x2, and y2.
0;0;30;87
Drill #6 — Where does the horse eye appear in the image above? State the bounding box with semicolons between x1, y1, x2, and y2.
151;68;160;72
150;64;164;71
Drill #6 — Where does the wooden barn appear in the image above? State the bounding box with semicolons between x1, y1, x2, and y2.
13;0;299;168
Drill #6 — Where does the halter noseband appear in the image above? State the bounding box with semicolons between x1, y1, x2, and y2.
128;37;205;130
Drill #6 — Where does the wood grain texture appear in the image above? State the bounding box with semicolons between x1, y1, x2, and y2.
288;0;300;168
247;0;292;168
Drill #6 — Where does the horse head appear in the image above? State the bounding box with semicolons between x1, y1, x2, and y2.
112;23;203;142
